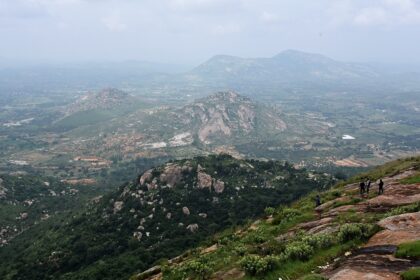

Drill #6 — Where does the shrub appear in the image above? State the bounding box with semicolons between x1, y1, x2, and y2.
272;207;301;225
239;255;277;276
282;241;314;260
183;260;214;280
302;234;335;249
337;223;374;242
233;244;247;256
163;259;214;280
385;202;420;218
243;230;268;244
264;207;276;217
401;267;420;280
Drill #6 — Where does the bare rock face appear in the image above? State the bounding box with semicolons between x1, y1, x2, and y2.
296;217;334;231
366;183;420;207
213;179;225;193
329;268;400;280
325;245;417;280
367;212;420;246
159;164;183;187
197;171;212;189
146;178;158;191
20;212;28;220
186;224;199;233
198;110;232;143
182;207;190;215
133;232;143;241
139;169;153;186
113;201;124;214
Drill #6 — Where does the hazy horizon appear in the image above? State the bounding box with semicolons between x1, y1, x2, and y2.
1;0;420;65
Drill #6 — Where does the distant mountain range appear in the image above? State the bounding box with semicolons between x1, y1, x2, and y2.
1;50;419;93
186;50;379;87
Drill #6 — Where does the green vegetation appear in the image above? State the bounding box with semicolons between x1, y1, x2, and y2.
240;255;278;276
154;156;419;280
300;274;328;280
0;155;334;280
400;172;420;184
401;267;420;280
343;156;420;185
396;240;420;260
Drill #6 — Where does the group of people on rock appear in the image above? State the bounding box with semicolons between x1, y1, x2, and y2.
314;178;385;208
360;178;384;196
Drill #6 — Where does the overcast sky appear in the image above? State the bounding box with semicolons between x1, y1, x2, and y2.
1;0;420;65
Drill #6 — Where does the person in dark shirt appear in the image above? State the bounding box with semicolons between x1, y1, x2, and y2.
315;195;321;207
378;179;384;194
366;179;371;194
359;181;366;195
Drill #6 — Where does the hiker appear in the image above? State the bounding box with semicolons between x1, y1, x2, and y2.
315;195;322;219
359;180;366;195
366;179;371;194
315;195;321;207
378;179;384;194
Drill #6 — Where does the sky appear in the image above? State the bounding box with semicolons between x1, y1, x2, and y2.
1;0;420;65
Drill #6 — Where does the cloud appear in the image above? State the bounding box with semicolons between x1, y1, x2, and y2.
353;7;387;26
260;11;279;23
327;0;420;27
101;12;127;32
168;0;242;13
212;23;241;35
0;0;49;19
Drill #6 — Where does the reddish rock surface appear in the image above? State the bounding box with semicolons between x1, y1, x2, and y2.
367;212;420;246
329;268;401;280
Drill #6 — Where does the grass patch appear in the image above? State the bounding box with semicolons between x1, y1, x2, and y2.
301;274;328;280
250;242;357;280
400;172;420;184
345;157;419;184
396;240;420;260
401;267;420;280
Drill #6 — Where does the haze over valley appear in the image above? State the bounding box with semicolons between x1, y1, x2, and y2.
1;1;420;279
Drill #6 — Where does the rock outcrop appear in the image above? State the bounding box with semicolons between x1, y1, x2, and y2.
113;201;124;213
197;171;212;189
159;164;183;187
186;224;199;233
139;170;153;186
367;212;420;246
182;207;190;215
213;179;225;193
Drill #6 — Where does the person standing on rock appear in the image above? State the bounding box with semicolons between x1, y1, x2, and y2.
378;179;384;194
359;180;366;196
315;195;321;207
366;178;371;194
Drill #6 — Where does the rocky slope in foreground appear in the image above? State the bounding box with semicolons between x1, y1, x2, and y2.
0;155;333;280
134;156;420;280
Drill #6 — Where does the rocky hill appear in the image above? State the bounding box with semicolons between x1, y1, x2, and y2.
65;88;134;115
131;156;420;280
140;91;287;145
52;88;141;131
0;154;334;280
